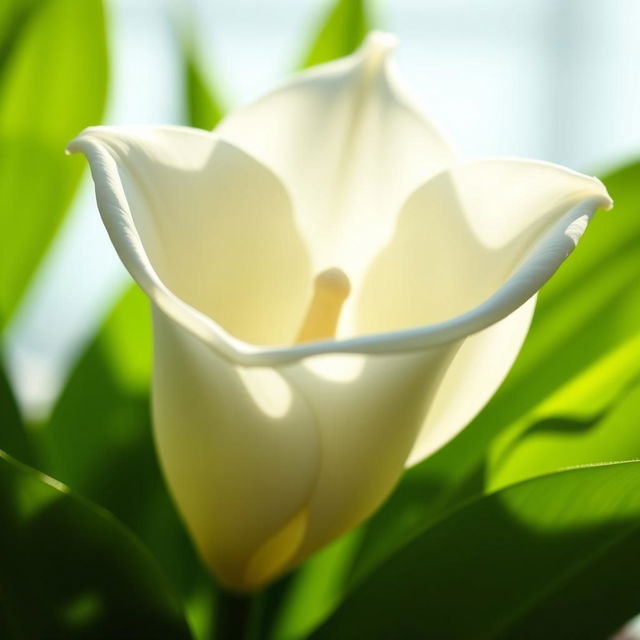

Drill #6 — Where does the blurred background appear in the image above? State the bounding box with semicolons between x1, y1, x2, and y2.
3;1;640;637
4;0;640;419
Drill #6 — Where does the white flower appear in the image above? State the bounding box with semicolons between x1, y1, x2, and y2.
68;32;612;592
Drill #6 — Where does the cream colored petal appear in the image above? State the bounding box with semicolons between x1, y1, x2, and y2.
355;159;611;335
152;310;320;592
282;345;459;569
68;125;311;348
354;158;611;466
405;297;535;466
217;32;455;280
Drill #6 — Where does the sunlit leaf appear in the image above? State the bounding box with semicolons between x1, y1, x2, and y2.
445;161;640;482
0;0;40;73
0;450;192;638
270;531;361;640
301;0;371;69
314;461;640;640
184;46;225;130
0;354;36;466
41;287;206;602
0;0;108;328
481;163;640;429
489;332;640;489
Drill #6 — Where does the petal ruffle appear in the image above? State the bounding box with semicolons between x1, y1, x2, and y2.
354;158;611;334
68;126;312;348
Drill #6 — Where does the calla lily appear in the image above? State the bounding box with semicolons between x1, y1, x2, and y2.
68;32;612;592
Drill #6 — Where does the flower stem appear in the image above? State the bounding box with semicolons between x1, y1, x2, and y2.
214;588;262;640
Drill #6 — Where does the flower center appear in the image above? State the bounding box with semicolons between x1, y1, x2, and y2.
296;268;351;343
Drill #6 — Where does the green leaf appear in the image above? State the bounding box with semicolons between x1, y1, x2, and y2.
444;161;640;482
0;0;108;329
175;9;225;131
489;332;640;489
184;47;225;130
269;530;362;640
349;161;640;582
0;449;192;638
348;453;483;588
43;287;152;484
480;163;640;428
480;162;640;488
313;461;640;640
0;354;36;466
301;0;371;69
41;287;207;602
0;0;40;74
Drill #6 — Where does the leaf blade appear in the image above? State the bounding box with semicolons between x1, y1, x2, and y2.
0;354;36;466
42;287;206;600
0;449;192;638
301;0;371;69
313;462;640;640
0;0;108;328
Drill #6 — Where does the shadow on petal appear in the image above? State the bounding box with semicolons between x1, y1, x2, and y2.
70;126;313;347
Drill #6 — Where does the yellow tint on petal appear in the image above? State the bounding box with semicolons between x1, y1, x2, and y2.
243;507;309;591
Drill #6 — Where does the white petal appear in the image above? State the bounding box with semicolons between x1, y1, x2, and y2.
152;315;460;590
67;127;612;369
282;346;458;568
405;297;535;466
67;126;312;348
355;159;611;335
152;310;320;591
217;32;455;280
352;158;611;466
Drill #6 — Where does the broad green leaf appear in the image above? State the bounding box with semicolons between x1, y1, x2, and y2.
270;530;362;640
41;287;206;602
489;333;640;489
184;47;225;130
479;163;640;489
0;0;40;73
0;450;191;638
349;161;640;582
0;0;108;328
0;354;36;466
441;162;640;484
348;451;483;587
313;461;640;640
301;0;371;69
469;162;640;442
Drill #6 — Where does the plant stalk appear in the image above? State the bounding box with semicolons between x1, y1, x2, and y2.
214;588;263;640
